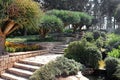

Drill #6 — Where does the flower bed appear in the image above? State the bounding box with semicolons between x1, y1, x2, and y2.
5;41;42;53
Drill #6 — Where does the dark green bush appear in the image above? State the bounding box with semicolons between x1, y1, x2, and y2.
105;57;119;77
84;47;102;68
29;57;82;80
95;38;104;48
100;32;106;39
84;32;94;42
93;31;101;40
39;15;64;38
113;65;120;80
64;40;102;69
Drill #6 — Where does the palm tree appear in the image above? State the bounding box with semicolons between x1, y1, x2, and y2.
0;0;43;55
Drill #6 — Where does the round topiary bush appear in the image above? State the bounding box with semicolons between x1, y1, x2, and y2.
64;40;102;69
105;57;119;78
84;47;102;68
29;57;82;80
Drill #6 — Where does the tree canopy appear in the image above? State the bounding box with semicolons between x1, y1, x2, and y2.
46;10;93;32
39;15;63;38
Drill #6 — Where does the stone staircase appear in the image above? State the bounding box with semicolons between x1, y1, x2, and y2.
49;44;68;54
0;60;41;80
0;44;67;80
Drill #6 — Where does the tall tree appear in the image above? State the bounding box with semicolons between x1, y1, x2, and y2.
0;0;43;55
101;0;120;30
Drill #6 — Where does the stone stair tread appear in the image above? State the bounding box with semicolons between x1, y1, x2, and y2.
1;73;27;80
14;62;40;70
8;68;33;76
52;49;64;51
20;60;44;66
55;45;68;47
50;51;64;54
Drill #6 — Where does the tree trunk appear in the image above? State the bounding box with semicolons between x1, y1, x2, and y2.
0;35;6;56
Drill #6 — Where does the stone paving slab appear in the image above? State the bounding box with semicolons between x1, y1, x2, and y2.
23;54;62;64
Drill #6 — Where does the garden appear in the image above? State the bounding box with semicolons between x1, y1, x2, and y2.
0;0;120;80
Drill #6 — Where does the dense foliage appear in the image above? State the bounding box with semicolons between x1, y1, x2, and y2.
113;65;120;80
39;15;63;38
108;48;120;58
0;0;43;55
47;10;80;26
105;57;119;78
30;57;82;80
64;39;102;69
46;10;93;32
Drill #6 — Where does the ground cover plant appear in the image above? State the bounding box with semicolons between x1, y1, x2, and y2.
30;56;82;80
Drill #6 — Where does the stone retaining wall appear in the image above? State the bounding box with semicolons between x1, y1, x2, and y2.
0;50;48;75
0;42;63;76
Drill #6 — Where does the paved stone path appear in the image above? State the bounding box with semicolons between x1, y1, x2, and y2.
22;54;62;65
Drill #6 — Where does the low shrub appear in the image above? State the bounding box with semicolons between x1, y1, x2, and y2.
64;40;102;69
108;48;120;58
93;31;101;40
101;32;106;39
29;57;82;80
105;57;119;77
84;32;93;42
85;47;102;68
106;33;120;46
95;38;104;48
5;41;42;52
113;65;120;80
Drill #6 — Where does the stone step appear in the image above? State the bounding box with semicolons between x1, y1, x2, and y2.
50;51;64;54
52;49;64;52
14;62;40;72
57;45;68;47
7;68;33;78
19;60;43;66
54;45;68;49
1;73;27;80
